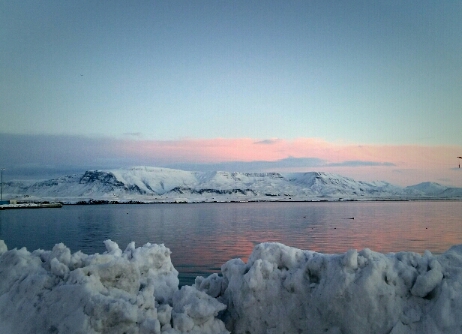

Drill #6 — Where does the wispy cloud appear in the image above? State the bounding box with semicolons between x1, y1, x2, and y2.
168;157;326;172
253;139;283;145
123;132;143;137
325;161;396;167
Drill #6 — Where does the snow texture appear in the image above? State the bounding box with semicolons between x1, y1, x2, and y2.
202;243;462;334
1;239;462;333
0;240;228;334
3;166;462;203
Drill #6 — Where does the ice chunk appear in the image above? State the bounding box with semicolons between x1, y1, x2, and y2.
171;285;229;333
411;266;443;298
342;249;358;270
195;273;225;298
0;240;7;255
50;257;69;278
173;285;226;324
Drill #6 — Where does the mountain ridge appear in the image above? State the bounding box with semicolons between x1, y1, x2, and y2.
2;166;462;203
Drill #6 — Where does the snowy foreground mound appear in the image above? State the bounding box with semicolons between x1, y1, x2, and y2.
1;240;462;334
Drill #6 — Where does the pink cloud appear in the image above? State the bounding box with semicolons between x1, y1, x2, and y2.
114;137;462;186
4;134;460;186
116;138;336;163
117;138;458;167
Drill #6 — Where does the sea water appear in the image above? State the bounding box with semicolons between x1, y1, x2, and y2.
1;201;461;285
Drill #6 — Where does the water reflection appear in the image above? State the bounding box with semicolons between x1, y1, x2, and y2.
74;206;124;254
1;201;461;285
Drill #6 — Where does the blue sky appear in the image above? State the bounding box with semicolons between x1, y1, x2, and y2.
1;1;461;185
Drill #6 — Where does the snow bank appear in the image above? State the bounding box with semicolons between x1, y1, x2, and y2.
1;240;462;334
0;240;228;334
197;243;462;334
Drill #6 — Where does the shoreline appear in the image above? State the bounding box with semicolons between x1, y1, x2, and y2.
0;203;63;210
10;198;462;206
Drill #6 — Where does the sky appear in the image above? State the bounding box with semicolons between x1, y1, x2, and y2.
1;1;461;186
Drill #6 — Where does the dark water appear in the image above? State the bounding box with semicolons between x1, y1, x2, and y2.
1;201;461;285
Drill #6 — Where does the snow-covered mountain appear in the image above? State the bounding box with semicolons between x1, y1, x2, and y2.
3;166;462;203
404;182;462;197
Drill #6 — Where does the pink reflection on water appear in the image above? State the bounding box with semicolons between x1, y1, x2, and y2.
172;201;462;279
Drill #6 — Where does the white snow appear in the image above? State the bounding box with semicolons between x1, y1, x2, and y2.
1;238;462;333
3;166;462;203
206;243;462;333
0;240;227;334
111;167;199;195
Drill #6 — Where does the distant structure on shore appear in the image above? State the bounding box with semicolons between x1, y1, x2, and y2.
0;168;5;202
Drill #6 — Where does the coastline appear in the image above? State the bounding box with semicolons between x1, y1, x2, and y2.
2;197;462;208
0;203;63;210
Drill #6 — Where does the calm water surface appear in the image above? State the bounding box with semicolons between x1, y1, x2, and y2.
1;201;461;285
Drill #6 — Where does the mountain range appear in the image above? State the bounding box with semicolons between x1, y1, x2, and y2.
2;166;462;203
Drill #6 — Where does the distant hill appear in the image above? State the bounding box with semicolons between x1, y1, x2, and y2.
3;166;462;203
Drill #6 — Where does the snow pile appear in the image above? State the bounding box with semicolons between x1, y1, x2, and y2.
1;239;462;334
197;242;462;334
0;240;228;334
